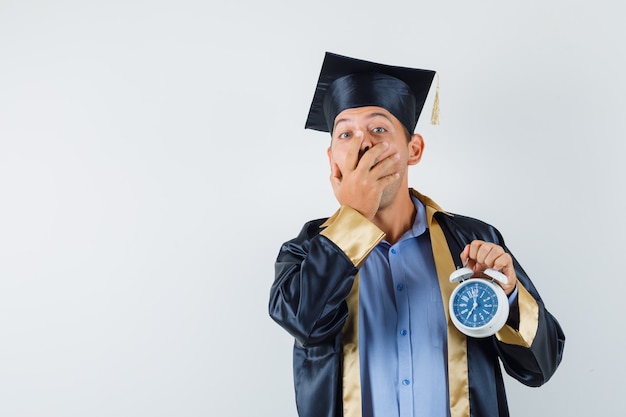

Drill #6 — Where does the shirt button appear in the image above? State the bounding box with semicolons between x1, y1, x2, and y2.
400;329;407;336
402;379;411;386
390;248;397;255
396;284;404;291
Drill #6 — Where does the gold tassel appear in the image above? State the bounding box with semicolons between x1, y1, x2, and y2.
430;73;440;125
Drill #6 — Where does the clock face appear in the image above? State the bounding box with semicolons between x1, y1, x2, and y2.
451;281;499;328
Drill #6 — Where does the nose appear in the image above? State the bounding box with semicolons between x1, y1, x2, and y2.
356;130;374;159
356;129;378;154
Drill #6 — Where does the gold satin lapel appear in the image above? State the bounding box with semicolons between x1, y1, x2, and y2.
320;205;382;414
427;206;470;417
341;273;362;417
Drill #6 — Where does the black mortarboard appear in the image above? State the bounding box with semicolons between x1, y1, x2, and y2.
305;52;437;134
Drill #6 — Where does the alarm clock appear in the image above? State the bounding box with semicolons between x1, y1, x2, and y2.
449;267;509;338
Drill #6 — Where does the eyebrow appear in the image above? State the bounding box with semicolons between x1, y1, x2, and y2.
333;111;393;130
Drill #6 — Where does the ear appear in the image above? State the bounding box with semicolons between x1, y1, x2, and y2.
326;146;333;165
407;133;424;166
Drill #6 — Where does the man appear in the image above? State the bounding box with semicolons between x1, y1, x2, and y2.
268;52;565;417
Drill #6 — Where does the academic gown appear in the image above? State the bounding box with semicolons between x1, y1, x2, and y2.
268;190;565;417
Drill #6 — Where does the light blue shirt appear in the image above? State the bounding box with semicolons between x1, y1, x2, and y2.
358;196;518;417
359;195;449;417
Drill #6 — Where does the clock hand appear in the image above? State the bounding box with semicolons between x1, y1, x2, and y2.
466;301;478;320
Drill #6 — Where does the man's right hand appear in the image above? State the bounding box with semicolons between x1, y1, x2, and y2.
328;138;400;220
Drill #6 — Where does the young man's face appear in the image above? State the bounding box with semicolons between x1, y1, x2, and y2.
327;106;424;211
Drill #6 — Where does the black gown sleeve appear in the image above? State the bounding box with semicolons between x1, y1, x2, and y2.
268;219;358;347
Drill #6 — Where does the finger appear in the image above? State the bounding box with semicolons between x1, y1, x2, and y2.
357;141;389;170
489;251;511;272
494;261;517;294
460;244;470;265
469;240;495;271
493;254;517;286
481;244;505;268
467;240;483;265
369;151;401;179
476;242;494;265
373;171;400;190
330;161;342;181
347;135;365;170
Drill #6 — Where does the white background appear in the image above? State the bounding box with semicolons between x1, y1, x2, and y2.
1;1;624;416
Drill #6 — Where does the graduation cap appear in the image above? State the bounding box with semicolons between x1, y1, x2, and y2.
305;52;438;134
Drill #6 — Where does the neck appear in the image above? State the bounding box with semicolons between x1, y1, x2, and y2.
372;189;416;245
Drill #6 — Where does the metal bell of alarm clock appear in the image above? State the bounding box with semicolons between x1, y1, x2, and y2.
449;266;509;338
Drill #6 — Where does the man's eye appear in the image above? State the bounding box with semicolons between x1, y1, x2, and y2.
338;132;351;139
372;127;386;134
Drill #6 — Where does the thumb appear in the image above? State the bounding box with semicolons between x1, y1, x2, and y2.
330;162;342;181
460;244;470;265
